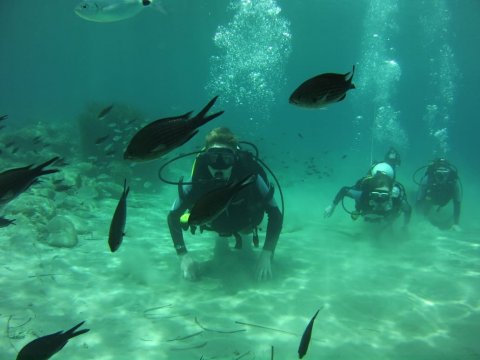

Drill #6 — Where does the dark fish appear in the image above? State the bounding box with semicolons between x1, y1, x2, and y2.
188;174;256;226
289;65;355;108
0;157;60;206
0;216;16;228
0;124;5;131
98;104;114;119
5;141;15;148
124;96;224;161
298;133;304;139
95;134;110;145
16;321;89;360
108;179;129;252
0;114;7;121
341;154;348;159
12;146;19;154
298;309;321;359
33;136;42;144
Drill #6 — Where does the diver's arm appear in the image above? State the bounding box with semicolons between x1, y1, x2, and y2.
452;180;461;225
255;176;282;253
324;186;358;218
167;184;193;255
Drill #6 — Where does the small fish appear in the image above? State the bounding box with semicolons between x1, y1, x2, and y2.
289;65;355;108
97;104;114;119
95;134;110;144
297;133;304;139
0;114;7;121
108;179;129;252
298;309;321;359
124;96;224;161
0;157;60;207
0;216;16;228
16;321;89;360
75;0;155;23
5;141;15;148
0;125;5;131
32;136;42;144
105;149;116;156
341;154;348;159
188;174;256;226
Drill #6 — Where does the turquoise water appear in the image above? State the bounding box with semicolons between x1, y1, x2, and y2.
1;1;479;359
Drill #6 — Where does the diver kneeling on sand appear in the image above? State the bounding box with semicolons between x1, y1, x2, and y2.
324;162;411;229
160;127;284;281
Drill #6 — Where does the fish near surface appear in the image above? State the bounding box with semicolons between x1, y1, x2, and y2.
0;157;60;207
124;96;224;161
298;308;322;359
75;0;155;23
188;174;257;227
16;321;89;360
290;65;356;108
108;179;129;252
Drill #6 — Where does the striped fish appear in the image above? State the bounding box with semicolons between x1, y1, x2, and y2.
289;65;355;108
124;96;224;161
108;179;129;252
188;174;256;227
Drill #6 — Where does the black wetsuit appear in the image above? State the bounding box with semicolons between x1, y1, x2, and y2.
416;173;461;225
167;152;283;255
331;178;411;225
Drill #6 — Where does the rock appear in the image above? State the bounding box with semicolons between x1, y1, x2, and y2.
44;216;78;248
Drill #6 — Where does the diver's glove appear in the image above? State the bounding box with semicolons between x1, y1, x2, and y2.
256;249;273;281
324;204;335;218
179;253;199;281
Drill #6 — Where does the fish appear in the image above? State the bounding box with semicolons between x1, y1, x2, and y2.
97;104;114;119
16;321;89;360
298;309;321;359
0;216;16;228
0;114;7;121
0;157;60;207
124;96;224;161
108;179;129;252
289;65;356;108
75;0;156;23
188;174;256;226
95;134;110;144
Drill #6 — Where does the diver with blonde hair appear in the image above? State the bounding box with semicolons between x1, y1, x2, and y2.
166;127;283;281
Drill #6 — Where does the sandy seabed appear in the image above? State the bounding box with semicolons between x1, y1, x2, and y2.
1;174;479;360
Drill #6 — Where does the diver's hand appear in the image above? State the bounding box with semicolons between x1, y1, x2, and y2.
324;204;335;218
451;224;462;232
179;253;198;281
256;250;273;281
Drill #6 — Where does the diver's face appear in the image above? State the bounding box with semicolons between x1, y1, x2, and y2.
206;145;236;180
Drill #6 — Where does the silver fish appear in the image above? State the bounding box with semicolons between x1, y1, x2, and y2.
290;65;355;108
16;321;89;360
108;179;129;252
124;96;223;161
75;0;154;23
188;174;256;227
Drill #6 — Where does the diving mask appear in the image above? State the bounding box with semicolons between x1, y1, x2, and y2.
433;167;450;183
205;147;236;180
369;190;390;203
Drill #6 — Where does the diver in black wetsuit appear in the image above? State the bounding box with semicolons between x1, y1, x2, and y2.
167;127;282;281
324;162;411;227
415;158;462;231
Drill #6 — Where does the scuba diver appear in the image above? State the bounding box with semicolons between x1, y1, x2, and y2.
164;127;283;281
368;146;401;179
324;162;411;227
414;158;461;231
